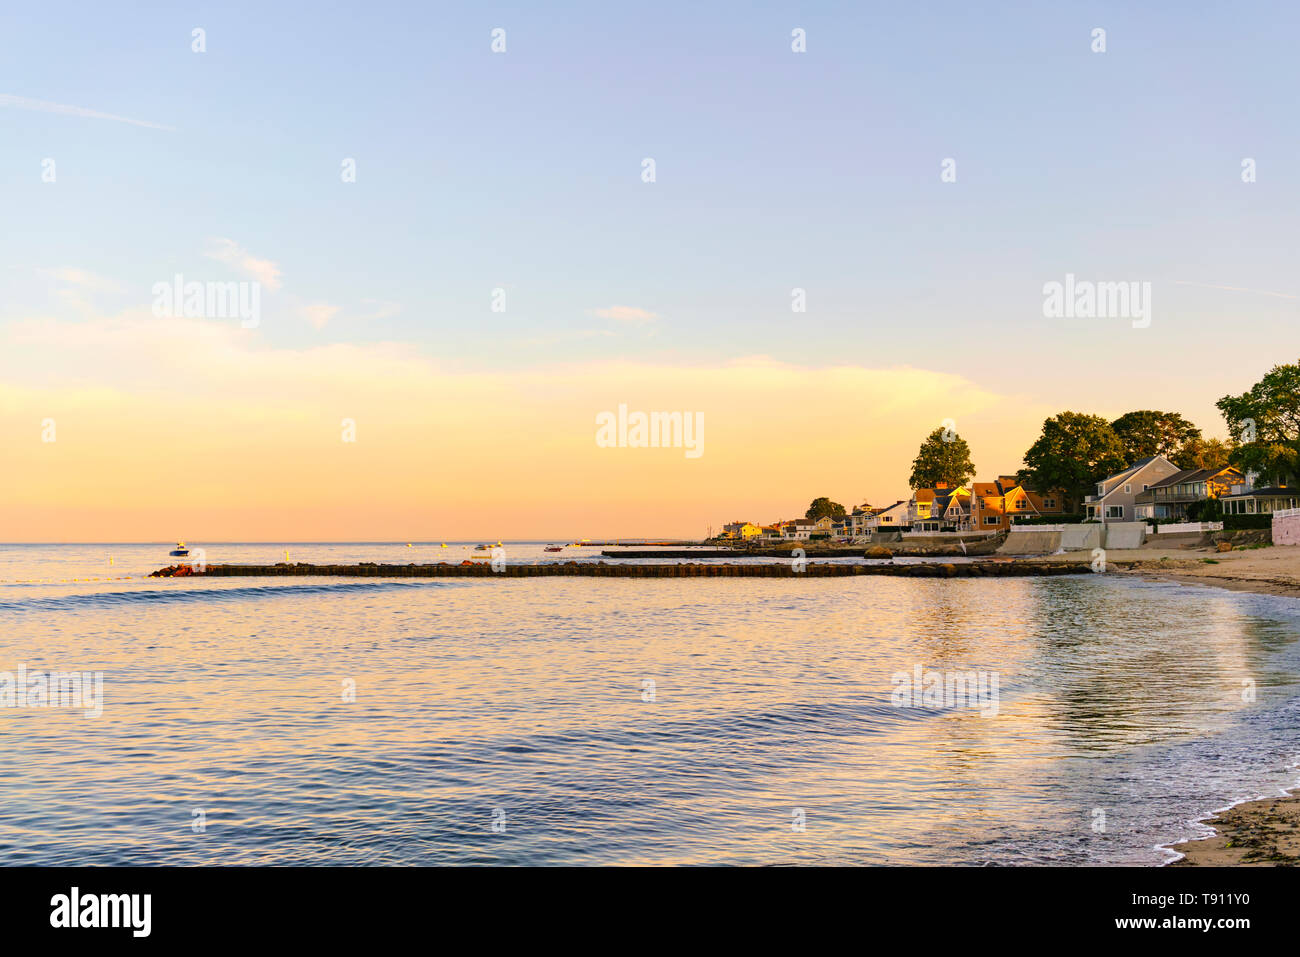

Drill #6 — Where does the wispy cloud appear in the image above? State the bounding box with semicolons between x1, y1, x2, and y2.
34;267;124;292
590;305;659;324
357;299;402;321
1173;280;1297;301
0;312;1038;540
513;328;617;347
205;238;283;290
0;93;175;131
299;303;341;329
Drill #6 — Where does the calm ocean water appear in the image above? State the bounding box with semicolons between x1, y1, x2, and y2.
1;542;1298;865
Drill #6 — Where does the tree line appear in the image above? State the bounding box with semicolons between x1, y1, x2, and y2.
802;361;1300;519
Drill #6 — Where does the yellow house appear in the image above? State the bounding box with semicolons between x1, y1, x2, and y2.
722;521;762;539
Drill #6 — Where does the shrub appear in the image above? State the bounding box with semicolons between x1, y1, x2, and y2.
1224;513;1272;530
1013;513;1087;525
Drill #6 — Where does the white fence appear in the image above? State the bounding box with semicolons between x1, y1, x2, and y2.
1007;524;1067;532
1153;521;1223;534
1273;507;1300;519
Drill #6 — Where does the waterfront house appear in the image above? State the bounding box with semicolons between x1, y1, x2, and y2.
1082;456;1181;522
909;484;972;531
809;515;835;541
940;488;973;529
722;521;762;540
969;476;1067;530
865;500;909;530
1218;482;1299;517
1133;466;1244;521
781;519;818;541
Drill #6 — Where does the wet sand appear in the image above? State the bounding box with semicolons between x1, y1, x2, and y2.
1168;790;1300;866
1107;542;1300;599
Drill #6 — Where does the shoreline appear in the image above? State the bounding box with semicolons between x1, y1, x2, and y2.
1118;543;1300;867
1105;546;1300;600
1166;788;1300;866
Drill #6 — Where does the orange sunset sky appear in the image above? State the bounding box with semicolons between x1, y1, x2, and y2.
3;6;1293;542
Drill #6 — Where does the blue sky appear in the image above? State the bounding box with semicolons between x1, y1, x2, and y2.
4;3;1296;387
2;2;1299;539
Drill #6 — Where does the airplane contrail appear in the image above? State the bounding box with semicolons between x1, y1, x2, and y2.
0;93;175;131
1173;280;1297;300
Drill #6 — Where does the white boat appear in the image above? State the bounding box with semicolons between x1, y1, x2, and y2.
169;541;190;557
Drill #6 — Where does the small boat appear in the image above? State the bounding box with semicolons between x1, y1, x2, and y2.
545;545;563;552
474;544;491;551
169;541;190;558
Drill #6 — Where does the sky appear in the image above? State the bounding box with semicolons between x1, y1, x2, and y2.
2;1;1297;541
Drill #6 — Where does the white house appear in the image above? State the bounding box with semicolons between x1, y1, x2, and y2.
864;500;909;530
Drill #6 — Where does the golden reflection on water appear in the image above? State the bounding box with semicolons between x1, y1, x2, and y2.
0;561;1296;865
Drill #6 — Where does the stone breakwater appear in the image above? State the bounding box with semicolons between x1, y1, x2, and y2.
150;561;1093;579
628;539;1007;560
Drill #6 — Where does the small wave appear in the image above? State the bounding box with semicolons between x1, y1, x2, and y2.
0;579;450;613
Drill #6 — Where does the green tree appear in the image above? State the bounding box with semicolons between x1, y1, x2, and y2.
805;497;846;520
1110;410;1201;464
908;426;975;489
1173;436;1233;470
1021;412;1128;511
1217;361;1300;485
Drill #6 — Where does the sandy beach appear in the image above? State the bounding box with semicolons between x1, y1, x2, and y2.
1168;790;1300;866
1108;540;1300;599
962;529;1300;598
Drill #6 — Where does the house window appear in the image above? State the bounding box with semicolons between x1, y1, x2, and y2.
985;516;1000;525
1123;484;1131;494
1106;506;1124;519
1044;498;1056;508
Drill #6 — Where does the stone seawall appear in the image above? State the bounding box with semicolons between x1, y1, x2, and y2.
151;561;1092;580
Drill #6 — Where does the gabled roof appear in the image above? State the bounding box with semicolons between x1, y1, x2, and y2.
1099;456;1161;487
1147;466;1242;489
1094;455;1178;500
